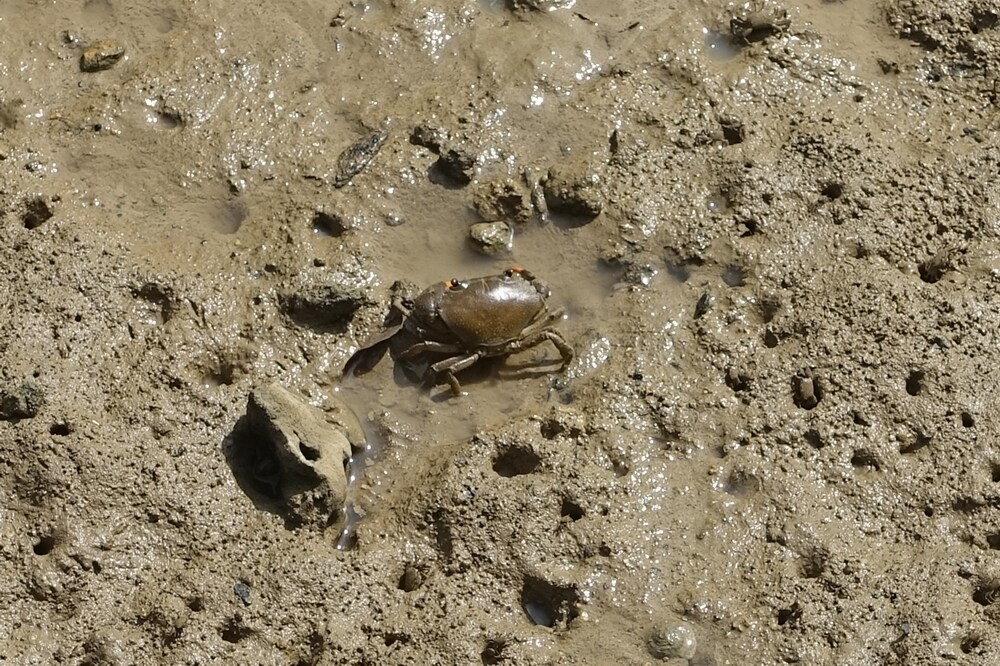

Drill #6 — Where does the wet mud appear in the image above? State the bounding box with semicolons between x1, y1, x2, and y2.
3;0;1000;663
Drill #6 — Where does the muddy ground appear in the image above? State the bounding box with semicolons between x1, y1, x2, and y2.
2;0;1000;663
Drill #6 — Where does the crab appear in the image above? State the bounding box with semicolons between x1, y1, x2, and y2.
343;267;573;395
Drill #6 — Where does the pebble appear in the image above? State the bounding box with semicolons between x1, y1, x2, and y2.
468;221;512;255
647;621;697;660
80;40;125;72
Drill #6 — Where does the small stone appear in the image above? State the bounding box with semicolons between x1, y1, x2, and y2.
0;382;44;420
80;40;125;73
468;221;513;255
648;622;697;660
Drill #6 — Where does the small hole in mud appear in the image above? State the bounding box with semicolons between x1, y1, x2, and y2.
49;422;71;436
383;632;409;647
961;634;982;654
777;603;802;626
540;419;565;440
905;370;925;396
987;534;1000;550
763;330;779;348
820;181;844;200
598;545;611;557
33;535;56;555
899;432;931;455
924;506;934;517
992;463;1000;483
973;579;1000;606
607;451;629;477
560;499;585;521
962;412;975;428
722;265;746;287
481;639;506;665
220;617;252;643
312;211;348;237
298;442;320;462
186;597;205;612
521;576;580;628
804;429;823;449
719;117;744;145
850;450;880;472
801;550;826;578
918;256;948;284
493;447;541;477
22;197;54;229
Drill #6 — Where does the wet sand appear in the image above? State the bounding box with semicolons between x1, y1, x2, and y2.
2;0;1000;663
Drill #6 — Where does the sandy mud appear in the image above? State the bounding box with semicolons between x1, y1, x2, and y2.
2;0;1000;663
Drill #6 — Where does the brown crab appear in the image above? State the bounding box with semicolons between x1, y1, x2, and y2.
343;267;573;395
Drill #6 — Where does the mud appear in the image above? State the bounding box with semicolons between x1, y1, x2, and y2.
2;0;1000;663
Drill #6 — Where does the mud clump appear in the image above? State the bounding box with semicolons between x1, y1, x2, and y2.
542;165;604;222
0;382;44;420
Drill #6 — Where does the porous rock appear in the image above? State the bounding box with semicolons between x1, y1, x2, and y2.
233;383;355;528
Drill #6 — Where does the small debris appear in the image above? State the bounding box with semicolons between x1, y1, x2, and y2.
333;130;388;188
80;40;125;73
233;581;251;606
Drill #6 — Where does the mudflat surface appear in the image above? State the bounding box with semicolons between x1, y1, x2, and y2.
3;0;1000;663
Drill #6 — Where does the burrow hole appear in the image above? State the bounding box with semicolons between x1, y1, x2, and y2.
962;412;975;428
220;616;253;644
961;634;982;655
560;498;585;521
972;579;1000;606
493;447;541;478
850;449;880;473
777;602;802;626
820;181;844;200
905;369;926;396
990;462;1000;483
986;534;1000;550
312;211;348;237
521;575;580;628
33;534;57;556
481;639;506;665
22;197;53;229
49;422;71;436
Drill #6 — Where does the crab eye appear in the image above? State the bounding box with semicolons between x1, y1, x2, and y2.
448;279;467;291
